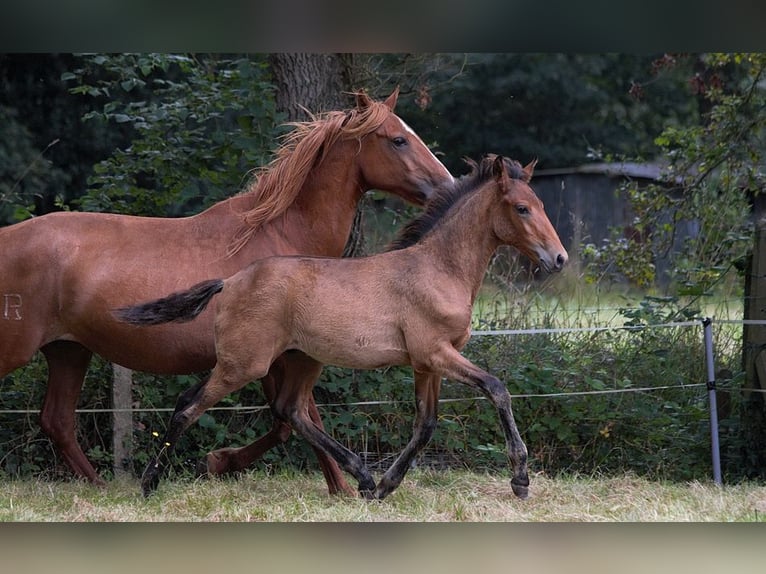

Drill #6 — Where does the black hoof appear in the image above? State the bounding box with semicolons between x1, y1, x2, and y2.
511;477;529;499
359;488;376;500
141;461;161;498
358;477;377;500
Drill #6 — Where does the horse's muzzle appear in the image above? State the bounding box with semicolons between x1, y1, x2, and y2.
540;251;568;273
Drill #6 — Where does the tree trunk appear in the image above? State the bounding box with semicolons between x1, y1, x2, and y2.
268;53;352;119
268;53;364;256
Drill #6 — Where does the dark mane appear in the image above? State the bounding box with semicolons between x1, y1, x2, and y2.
388;155;526;251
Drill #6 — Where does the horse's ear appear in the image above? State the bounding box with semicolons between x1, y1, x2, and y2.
492;154;511;189
522;159;538;183
382;86;400;111
491;154;506;178
355;90;373;110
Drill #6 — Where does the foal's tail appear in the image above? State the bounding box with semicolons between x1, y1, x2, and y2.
114;279;224;326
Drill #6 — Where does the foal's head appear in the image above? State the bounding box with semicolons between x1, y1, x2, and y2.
486;154;568;273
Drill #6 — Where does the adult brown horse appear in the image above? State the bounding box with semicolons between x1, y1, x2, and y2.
0;88;453;494
117;155;567;499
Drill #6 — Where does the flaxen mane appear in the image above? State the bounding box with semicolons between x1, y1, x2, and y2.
227;97;393;256
388;155;527;251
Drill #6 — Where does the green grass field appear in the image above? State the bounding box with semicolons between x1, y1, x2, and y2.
2;469;764;522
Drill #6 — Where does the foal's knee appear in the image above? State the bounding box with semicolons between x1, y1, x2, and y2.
174;381;205;412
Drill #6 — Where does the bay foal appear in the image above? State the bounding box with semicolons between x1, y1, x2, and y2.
118;155;567;499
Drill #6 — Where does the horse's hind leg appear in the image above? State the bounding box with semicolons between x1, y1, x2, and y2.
141;357;275;496
39;341;103;485
373;372;441;499
272;352;377;498
201;353;355;496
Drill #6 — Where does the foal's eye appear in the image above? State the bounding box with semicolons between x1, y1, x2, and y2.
391;136;408;148
516;205;530;215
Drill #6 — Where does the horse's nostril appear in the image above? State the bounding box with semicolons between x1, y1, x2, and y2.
556;253;566;268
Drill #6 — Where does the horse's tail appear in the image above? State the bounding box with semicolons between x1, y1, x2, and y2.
114;279;224;326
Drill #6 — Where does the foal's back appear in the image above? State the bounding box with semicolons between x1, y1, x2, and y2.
213;250;445;373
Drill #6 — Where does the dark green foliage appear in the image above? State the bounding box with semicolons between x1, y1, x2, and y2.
393;53;698;174
0;54;126;224
584;54;765;295
66;54;280;216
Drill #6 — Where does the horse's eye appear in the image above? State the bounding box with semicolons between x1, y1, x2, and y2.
392;136;407;148
516;205;530;215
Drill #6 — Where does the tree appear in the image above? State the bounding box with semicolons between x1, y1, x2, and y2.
267;53;366;256
268;53;351;118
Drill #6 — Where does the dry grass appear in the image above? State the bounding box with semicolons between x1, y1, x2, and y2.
1;469;764;522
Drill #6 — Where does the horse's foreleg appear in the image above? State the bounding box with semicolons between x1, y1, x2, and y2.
40;341;103;485
271;353;377;499
374;371;441;499
426;344;529;499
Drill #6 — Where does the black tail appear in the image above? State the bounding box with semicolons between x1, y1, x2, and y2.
114;279;224;326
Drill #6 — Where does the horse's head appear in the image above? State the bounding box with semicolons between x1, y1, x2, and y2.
489;155;568;273
352;87;454;206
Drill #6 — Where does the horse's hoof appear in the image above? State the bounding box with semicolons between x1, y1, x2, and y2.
141;464;161;497
141;481;157;498
511;478;529;499
359;488;376;500
195;457;212;478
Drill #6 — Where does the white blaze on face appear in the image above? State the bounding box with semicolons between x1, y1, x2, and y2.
397;117;455;184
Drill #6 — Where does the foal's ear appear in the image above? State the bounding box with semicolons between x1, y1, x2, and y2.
382;86;400;111
492;155;511;189
522;159;538;183
355;90;374;110
492;154;506;177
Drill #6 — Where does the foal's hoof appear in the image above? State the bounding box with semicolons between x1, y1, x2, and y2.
511;477;529;499
141;463;161;498
359;488;377;501
358;477;378;500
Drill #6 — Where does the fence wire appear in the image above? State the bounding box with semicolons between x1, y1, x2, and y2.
3;317;763;416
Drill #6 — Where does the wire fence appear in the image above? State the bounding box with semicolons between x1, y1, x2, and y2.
1;316;763;482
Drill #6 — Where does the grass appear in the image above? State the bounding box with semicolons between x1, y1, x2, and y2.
1;469;764;522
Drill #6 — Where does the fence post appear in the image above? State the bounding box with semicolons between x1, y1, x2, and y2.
742;217;766;475
112;364;133;478
702;318;722;485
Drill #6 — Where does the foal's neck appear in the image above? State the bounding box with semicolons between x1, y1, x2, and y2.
415;186;501;301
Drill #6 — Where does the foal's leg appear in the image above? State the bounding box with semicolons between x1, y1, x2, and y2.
426;343;529;499
39;341;104;485
271;352;377;499
373;371;441;499
141;362;264;496
200;353;355;496
198;365;291;476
